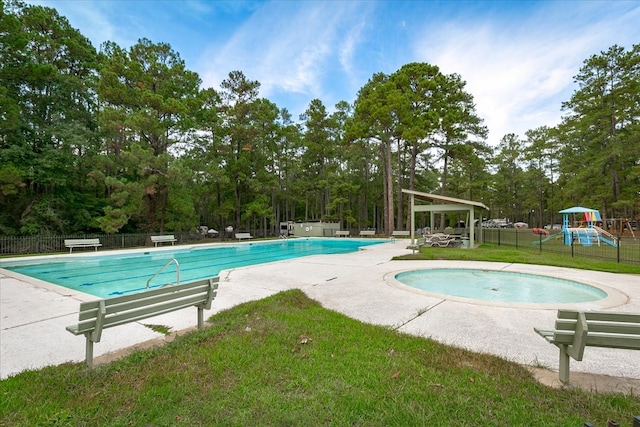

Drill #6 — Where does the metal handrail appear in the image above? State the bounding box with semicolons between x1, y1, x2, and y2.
146;258;180;289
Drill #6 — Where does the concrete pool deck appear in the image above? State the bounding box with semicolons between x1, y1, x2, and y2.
1;240;639;392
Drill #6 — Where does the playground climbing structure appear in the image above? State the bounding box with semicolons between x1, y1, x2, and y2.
560;206;617;247
533;206;618;247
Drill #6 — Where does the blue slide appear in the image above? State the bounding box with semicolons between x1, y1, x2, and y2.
598;236;617;247
531;232;563;245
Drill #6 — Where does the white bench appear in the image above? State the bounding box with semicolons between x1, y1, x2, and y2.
151;235;177;247
535;310;640;384
359;230;375;237
406;237;426;252
235;232;253;240
335;230;350;237
66;277;219;368
390;230;410;241
64;238;102;253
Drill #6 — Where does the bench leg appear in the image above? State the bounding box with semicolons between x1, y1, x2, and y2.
85;335;94;369
558;345;570;384
197;307;204;329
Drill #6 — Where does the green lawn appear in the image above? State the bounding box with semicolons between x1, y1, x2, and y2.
401;242;640;275
1;245;639;426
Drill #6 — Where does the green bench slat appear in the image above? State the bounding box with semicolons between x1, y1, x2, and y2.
555;319;640;335
74;281;212;322
544;330;640;349
558;310;640;323
69;291;213;335
535;310;640;384
64;239;102;252
66;277;218;368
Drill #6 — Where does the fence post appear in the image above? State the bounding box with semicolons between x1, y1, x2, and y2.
539;233;542;254
616;233;620;263
571;231;575;258
498;228;501;246
515;228;518;249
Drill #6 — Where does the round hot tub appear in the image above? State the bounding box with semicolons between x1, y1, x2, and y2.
394;269;608;304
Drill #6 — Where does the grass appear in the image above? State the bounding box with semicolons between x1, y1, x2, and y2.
1;245;639;426
399;242;640;275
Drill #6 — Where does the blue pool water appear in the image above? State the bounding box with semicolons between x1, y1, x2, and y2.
2;238;385;298
395;269;607;304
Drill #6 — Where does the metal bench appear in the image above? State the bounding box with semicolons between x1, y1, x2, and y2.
335;230;350;237
64;238;102;253
389;230;410;242
534;310;640;384
66;277;219;368
406;237;426;252
151;235;177;246
359;230;375;237
235;232;253;240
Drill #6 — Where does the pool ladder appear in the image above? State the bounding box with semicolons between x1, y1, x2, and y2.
146;258;180;290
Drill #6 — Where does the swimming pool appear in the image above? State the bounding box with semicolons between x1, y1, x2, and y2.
394;269;608;304
2;238;385;298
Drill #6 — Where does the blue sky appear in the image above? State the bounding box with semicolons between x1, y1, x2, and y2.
30;0;640;146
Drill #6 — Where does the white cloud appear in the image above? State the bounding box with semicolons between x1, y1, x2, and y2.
198;1;369;102
412;2;640;144
31;0;640;140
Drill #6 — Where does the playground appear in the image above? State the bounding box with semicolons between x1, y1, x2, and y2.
533;206;636;248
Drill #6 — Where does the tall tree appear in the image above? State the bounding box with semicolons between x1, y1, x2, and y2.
523;126;558;227
388;63;441;230
97;38;202;232
352;72;399;234
560;44;640;219
299;98;343;221
491;134;526;222
218;70;271;231
0;0;99;234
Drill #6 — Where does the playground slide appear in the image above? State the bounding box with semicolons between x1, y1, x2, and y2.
597;236;617;247
531;228;618;247
531;232;563;245
579;234;592;246
592;225;618;247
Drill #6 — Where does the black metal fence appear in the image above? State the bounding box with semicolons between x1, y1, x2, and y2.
481;227;640;265
2;228;639;266
0;232;215;256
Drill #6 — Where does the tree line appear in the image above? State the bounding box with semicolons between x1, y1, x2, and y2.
1;1;639;237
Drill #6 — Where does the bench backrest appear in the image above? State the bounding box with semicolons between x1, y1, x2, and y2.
392;231;410;236
67;277;218;342
65;238;101;245
235;233;252;238
151;235;176;241
359;230;375;235
551;310;640;352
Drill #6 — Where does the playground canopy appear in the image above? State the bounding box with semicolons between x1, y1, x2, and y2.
558;206;602;223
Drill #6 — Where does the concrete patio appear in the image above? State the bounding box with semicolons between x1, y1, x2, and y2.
1;240;639;392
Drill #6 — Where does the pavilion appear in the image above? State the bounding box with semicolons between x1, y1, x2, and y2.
402;189;490;247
